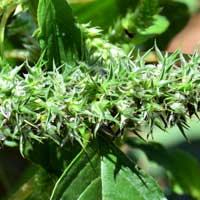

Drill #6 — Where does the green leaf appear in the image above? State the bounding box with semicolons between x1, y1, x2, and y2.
50;139;165;200
37;0;82;67
126;138;200;199
138;15;169;35
71;0;118;29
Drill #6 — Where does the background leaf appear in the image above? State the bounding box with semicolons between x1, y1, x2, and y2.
37;0;82;67
126;138;200;199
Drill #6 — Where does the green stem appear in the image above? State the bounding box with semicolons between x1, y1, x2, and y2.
8;178;34;200
0;5;16;58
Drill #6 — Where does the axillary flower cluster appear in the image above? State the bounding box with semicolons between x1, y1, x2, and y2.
1;26;200;148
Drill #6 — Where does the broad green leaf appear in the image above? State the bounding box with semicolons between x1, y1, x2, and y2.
50;139;165;200
126;138;200;199
37;0;82;67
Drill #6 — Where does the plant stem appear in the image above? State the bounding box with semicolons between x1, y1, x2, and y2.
0;5;16;58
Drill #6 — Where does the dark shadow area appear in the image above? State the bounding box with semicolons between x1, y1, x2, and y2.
0;147;29;199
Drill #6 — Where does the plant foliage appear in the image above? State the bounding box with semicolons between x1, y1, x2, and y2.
36;0;82;67
1;42;200;147
50;138;165;200
126;138;200;199
1;0;200;199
